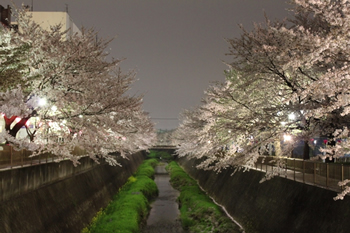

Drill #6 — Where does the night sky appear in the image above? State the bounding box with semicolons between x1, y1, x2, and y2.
8;0;290;129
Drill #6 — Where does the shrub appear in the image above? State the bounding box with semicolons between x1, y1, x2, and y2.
82;159;158;233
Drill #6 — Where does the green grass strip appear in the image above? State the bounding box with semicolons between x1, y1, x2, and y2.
82;158;159;233
167;161;241;233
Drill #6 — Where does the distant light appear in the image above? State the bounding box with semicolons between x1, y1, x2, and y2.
51;105;57;112
207;140;211;144
314;140;317;145
228;130;231;133
38;98;47;106
79;115;83;118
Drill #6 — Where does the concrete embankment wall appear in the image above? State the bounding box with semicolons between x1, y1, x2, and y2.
0;152;145;233
177;157;350;233
0;156;99;202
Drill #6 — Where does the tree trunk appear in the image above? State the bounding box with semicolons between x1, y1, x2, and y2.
274;140;281;157
303;140;310;160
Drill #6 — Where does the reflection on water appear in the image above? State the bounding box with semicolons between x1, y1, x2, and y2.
142;164;184;233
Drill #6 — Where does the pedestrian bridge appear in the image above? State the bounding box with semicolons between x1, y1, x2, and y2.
150;145;177;150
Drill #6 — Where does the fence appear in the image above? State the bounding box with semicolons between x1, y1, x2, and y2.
1;145;348;193
0;145;86;170
255;156;350;192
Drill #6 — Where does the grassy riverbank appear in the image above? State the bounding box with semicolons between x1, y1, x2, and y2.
81;158;158;233
167;161;241;233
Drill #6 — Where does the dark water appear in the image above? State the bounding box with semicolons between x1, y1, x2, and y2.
142;164;184;233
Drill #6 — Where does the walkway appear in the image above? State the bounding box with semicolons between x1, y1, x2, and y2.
253;162;344;192
142;163;184;233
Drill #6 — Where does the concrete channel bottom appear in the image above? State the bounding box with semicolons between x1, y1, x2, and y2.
142;164;184;233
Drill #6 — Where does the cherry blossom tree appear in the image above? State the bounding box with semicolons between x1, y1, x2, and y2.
291;0;350;200
0;7;156;165
176;0;350;199
176;69;296;172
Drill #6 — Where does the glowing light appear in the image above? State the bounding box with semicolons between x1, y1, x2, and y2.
314;140;317;145
288;113;296;120
281;122;286;126
51;105;57;112
283;134;292;141
38;98;47;106
79;115;83;118
207;140;211;144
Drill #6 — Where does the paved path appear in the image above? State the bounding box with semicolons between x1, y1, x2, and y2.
253;163;343;192
142;163;184;233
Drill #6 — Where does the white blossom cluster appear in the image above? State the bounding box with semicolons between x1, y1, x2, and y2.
175;0;350;199
0;6;156;166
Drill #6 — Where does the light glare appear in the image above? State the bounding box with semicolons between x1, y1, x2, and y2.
288;113;296;120
38;98;47;106
284;134;292;141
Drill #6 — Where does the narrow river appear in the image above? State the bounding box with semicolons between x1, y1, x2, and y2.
142;163;184;233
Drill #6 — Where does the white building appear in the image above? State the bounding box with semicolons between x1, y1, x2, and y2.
0;9;81;139
25;11;81;38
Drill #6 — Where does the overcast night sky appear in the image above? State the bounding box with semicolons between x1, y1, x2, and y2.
8;0;290;129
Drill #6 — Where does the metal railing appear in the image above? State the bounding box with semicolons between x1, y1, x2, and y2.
1;145;348;192
0;145;85;170
255;156;350;192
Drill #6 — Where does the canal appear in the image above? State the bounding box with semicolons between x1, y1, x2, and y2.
142;163;184;233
